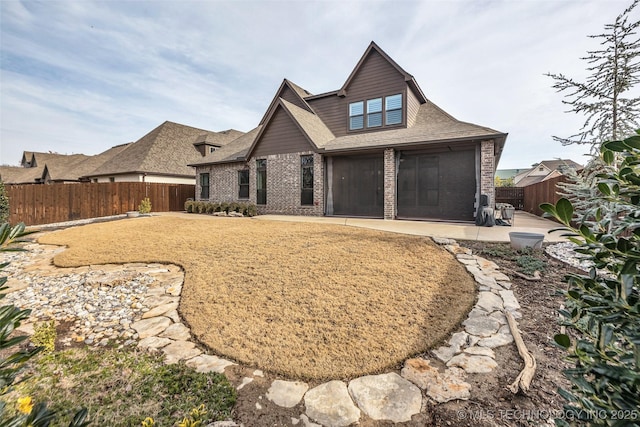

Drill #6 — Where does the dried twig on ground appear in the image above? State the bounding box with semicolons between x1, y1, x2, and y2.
506;310;537;393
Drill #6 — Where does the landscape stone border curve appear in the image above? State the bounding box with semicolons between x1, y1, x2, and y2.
3;235;523;426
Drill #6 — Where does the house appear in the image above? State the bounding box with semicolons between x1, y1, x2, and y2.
1;121;245;186
513;159;582;187
83;121;244;184
1;146;132;184
190;41;507;222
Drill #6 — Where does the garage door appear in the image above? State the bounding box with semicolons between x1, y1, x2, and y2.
328;155;384;217
397;149;476;221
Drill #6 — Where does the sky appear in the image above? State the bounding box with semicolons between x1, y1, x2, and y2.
0;0;637;169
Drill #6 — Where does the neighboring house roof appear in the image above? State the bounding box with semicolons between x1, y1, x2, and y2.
495;169;527;180
2;145;132;184
513;159;583;187
0;165;41;184
190;126;263;165
85;121;237;179
43;143;132;182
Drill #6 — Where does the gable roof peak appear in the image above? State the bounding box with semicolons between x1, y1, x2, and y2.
258;78;314;125
338;41;427;103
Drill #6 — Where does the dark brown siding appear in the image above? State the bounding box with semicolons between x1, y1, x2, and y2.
253;107;314;157
407;87;421;127
280;86;309;111
307;50;407;137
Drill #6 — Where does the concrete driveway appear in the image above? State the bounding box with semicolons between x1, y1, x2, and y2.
253;211;568;243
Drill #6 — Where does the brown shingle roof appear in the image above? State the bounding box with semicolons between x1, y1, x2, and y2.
321;100;505;152
85;121;223;178
193;129;244;147
279;99;334;149
45;143;133;182
0;166;41;184
189;126;262;166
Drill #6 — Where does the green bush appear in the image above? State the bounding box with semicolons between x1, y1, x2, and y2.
515;252;546;276
205;202;218;214
219;202;230;214
541;132;640;426
184;200;194;213
31;321;56;354
195;202;206;214
138;197;152;214
0;181;8;224
246;204;258;217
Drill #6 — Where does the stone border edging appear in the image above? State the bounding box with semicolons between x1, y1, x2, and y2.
7;236;523;426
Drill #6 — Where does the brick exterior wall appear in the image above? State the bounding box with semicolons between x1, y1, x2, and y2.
383;148;396;220
197;152;325;216
480;140;495;208
196;162;250;204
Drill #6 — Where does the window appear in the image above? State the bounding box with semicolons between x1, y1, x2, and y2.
200;173;209;200
301;155;314;205
256;159;267;205
238;169;249;199
367;98;382;127
109;177;115;182
349;101;364;130
350;94;403;131
385;94;402;125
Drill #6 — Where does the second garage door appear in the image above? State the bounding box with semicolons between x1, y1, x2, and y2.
397;148;477;221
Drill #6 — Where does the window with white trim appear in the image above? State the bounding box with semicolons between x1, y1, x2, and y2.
385;94;402;125
349;101;364;130
367;98;382;127
349;93;403;130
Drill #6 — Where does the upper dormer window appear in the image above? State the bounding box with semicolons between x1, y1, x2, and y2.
349;93;403;131
385;94;402;125
349;101;364;130
367;98;382;127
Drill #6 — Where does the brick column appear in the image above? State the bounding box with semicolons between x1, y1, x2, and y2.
383;148;396;220
480;140;495;207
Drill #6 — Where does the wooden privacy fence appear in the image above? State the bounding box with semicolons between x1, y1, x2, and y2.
495;187;524;210
7;182;194;226
523;175;570;217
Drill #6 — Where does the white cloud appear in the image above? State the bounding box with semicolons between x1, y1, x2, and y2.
0;0;635;168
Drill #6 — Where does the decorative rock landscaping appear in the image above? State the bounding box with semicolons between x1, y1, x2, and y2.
2;234;527;426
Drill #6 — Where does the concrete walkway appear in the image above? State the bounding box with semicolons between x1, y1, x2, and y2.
252;211;568;243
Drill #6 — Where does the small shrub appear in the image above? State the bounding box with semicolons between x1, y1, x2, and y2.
205;202;216;214
219;202;230;214
184;200;194;213
480;244;517;260
246;204;258;217
195;202;206;214
31;320;57;354
237;203;248;216
138;197;152;214
228;202;239;213
515;253;546;276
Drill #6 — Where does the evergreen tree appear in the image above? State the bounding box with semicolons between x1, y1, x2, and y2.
546;0;640;153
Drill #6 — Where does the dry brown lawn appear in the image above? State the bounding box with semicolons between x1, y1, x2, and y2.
38;215;476;380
